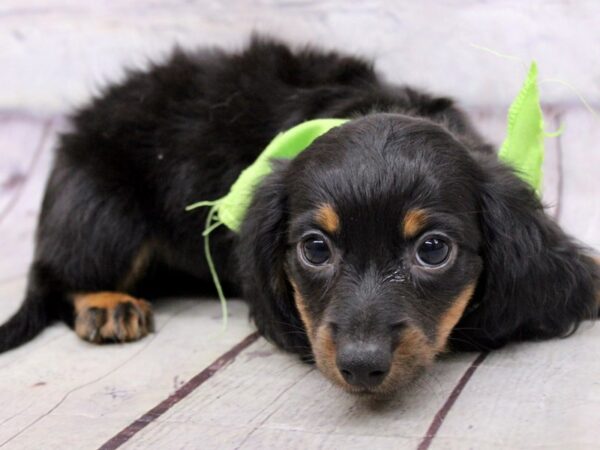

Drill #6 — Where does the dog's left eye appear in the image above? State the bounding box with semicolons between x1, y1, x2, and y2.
416;236;450;267
300;235;331;266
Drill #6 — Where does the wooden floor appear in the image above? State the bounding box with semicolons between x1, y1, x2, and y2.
0;105;598;449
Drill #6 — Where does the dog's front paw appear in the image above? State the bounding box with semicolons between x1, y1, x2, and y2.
74;292;154;344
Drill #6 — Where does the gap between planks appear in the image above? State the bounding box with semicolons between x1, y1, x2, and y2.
99;332;260;450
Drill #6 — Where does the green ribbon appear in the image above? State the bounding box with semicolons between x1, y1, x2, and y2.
186;119;348;328
499;62;545;194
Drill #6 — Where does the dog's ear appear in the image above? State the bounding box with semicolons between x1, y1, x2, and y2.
236;161;310;356
454;158;599;350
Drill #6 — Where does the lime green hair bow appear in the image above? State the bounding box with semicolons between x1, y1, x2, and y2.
499;62;544;194
186;118;348;328
187;62;544;328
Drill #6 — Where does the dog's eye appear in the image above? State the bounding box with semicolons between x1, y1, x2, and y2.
300;235;331;266
416;236;450;267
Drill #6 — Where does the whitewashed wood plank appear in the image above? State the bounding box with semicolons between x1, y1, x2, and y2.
120;339;479;449
556;109;600;251
428;324;600;450
123;421;417;450
468;107;561;217
0;117;63;284
0;277;70;370
0;280;254;449
0;114;48;221
1;1;600;113
238;428;420;450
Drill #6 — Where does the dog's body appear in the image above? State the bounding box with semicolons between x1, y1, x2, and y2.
1;37;598;394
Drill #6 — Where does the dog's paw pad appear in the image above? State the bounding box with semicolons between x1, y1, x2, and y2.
74;292;154;344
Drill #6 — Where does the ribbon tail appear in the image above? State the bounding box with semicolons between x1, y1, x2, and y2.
186;199;218;211
203;205;228;331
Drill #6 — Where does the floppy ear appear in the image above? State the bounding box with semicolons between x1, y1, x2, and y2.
236;162;310;356
454;159;599;350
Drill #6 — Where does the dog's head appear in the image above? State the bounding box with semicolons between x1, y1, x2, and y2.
238;113;599;395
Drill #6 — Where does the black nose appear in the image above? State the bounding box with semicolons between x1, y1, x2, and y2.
336;343;391;389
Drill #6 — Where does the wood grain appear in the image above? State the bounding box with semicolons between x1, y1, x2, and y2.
0;291;255;449
0;116;60;284
555;109;600;251
117;339;480;449
427;324;600;449
0;114;51;224
1;1;600;113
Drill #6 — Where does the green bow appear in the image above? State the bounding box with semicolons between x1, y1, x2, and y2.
499;62;544;194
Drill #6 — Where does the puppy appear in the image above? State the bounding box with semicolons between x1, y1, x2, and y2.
1;37;598;395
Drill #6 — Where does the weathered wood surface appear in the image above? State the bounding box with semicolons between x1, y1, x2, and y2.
0;115;49;222
1;1;600;113
429;326;600;450
0;277;255;449
0;115;61;285
556;109;600;250
118;339;478;450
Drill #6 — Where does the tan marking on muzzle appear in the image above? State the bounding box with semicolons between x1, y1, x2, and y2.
314;323;348;388
291;281;314;338
435;283;476;352
376;325;435;394
292;283;353;390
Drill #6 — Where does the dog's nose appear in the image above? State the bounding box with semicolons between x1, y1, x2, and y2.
336;343;391;389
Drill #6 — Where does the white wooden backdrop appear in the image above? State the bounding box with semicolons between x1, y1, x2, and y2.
0;1;599;449
1;0;600;113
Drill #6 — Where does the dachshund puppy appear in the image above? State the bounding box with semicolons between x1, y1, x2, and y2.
1;37;598;395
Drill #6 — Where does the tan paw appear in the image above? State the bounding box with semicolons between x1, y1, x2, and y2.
74;292;154;344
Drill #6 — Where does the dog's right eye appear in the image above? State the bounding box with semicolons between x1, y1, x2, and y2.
300;235;331;266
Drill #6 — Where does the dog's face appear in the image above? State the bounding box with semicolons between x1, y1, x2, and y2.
238;113;599;396
283;115;483;393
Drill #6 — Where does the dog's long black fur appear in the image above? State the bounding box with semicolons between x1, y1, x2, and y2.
1;37;598;385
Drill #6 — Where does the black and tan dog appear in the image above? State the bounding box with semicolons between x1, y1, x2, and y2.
1;37;598;395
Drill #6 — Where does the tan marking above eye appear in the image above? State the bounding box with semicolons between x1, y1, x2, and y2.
435;283;476;352
315;203;340;234
402;209;428;239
